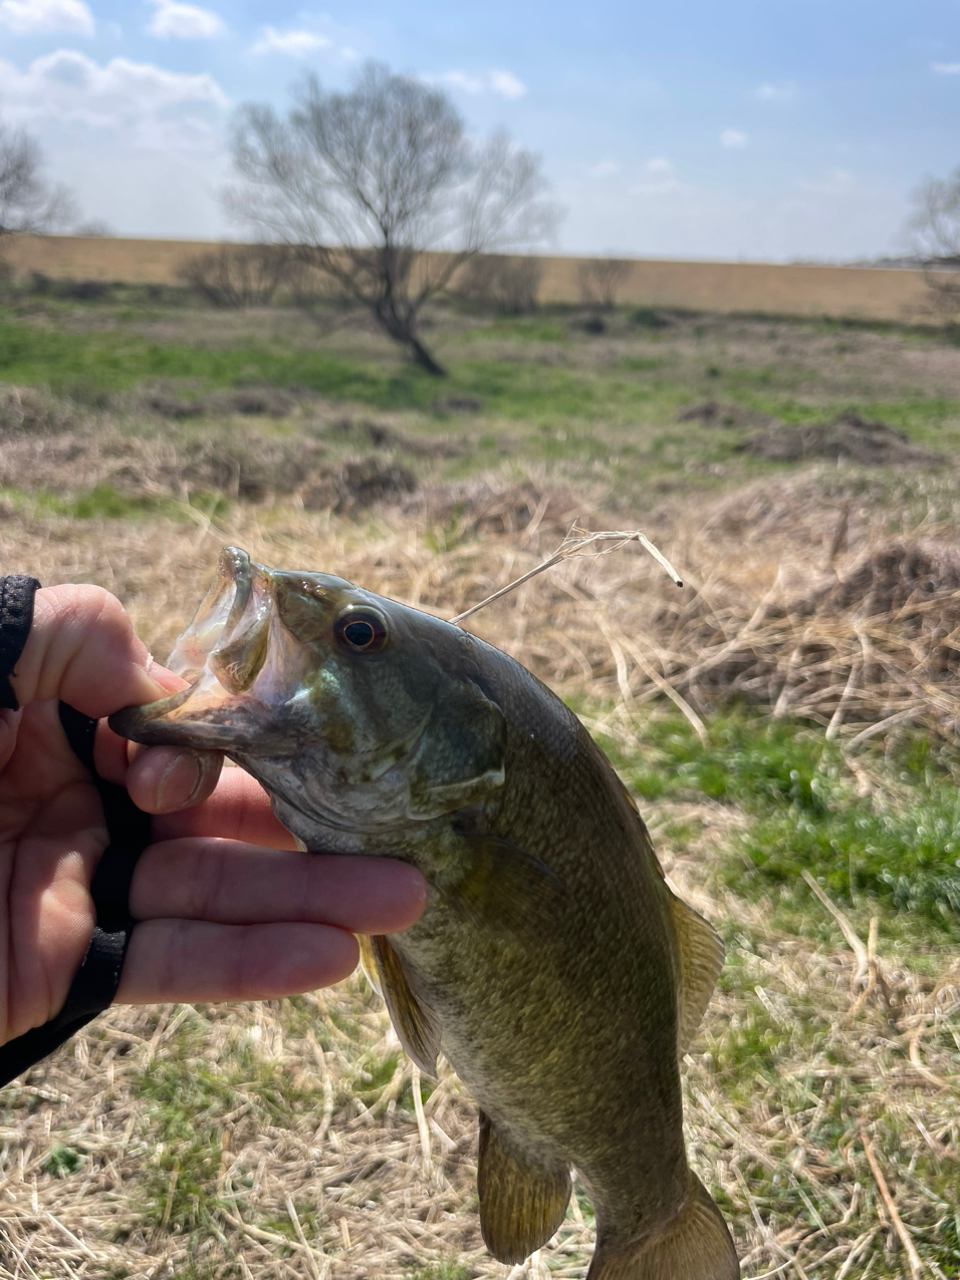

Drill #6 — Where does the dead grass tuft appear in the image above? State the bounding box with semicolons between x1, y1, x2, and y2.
653;531;960;741
0;385;85;437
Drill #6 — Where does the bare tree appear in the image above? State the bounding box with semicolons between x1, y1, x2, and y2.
908;170;960;318
578;256;632;309
226;63;557;375
0;118;75;240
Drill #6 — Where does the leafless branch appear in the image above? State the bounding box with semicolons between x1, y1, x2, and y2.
225;63;560;374
0;118;76;239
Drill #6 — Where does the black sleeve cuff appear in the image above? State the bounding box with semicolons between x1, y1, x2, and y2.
0;576;42;711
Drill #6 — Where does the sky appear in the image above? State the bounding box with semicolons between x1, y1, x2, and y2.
2;0;960;261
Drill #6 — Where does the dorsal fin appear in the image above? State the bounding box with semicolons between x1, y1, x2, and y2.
667;892;725;1056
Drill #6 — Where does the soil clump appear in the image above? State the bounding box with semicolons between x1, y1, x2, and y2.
738;411;942;466
674;400;774;429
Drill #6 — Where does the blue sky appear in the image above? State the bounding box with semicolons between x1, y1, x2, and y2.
2;0;960;260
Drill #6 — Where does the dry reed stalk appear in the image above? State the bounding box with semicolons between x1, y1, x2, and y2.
860;1136;924;1280
448;527;682;624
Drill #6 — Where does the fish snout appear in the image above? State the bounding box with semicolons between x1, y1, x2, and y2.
109;546;286;747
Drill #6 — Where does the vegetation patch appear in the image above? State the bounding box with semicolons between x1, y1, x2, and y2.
604;708;960;936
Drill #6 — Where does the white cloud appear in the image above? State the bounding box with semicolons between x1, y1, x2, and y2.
250;25;330;56
489;69;526;99
720;128;748;148
0;0;93;35
440;68;527;99
0;50;228;144
757;81;795;100
148;0;223;39
631;158;679;195
588;159;620;178
932;62;960;75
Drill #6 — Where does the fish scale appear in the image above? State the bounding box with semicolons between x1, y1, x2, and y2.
111;545;740;1280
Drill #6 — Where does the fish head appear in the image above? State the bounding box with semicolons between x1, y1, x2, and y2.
110;547;506;835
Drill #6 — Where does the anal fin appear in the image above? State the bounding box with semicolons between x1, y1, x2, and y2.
667;892;725;1056
364;933;442;1077
477;1110;572;1264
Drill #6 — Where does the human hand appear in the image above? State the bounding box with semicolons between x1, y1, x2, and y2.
0;584;426;1046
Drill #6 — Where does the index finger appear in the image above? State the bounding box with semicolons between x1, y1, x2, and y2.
151;766;298;848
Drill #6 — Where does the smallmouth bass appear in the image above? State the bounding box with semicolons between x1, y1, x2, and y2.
111;546;739;1280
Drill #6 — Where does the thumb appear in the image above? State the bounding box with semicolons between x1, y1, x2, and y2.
10;584;170;719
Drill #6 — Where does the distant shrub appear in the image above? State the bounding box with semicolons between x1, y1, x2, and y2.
579;314;606;334
578;256;632;308
175;243;293;308
453;253;543;315
61;279;109;301
630;306;671;329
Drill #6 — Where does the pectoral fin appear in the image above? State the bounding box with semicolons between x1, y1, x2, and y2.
445;834;566;935
668;892;725;1056
357;933;382;997
477;1110;572;1265
363;933;442;1077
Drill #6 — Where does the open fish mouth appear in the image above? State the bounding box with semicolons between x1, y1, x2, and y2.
110;546;285;748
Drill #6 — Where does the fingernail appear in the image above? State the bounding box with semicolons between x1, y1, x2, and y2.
155;751;204;811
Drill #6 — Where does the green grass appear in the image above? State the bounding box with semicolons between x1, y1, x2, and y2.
5;305;957;453
0;482;222;522
0;318;677;425
41;1144;84;1178
600;708;960;939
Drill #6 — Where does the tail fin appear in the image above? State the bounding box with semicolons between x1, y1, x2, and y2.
587;1173;739;1280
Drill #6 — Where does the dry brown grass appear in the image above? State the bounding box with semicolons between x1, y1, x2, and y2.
4;235;953;324
0;468;957;1279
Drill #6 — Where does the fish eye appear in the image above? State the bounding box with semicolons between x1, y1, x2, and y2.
333;608;389;654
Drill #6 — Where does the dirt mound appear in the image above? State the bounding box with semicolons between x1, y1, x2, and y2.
430;480;586;538
805;538;960;618
204;386;301;417
145;386;301;420
738;411;942;466
147;434;329;501
299;457;418;513
674;400;773;429
651;534;960;736
143;391;204;420
326;417;464;458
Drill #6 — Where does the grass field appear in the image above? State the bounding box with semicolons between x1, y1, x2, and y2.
0;290;958;1280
